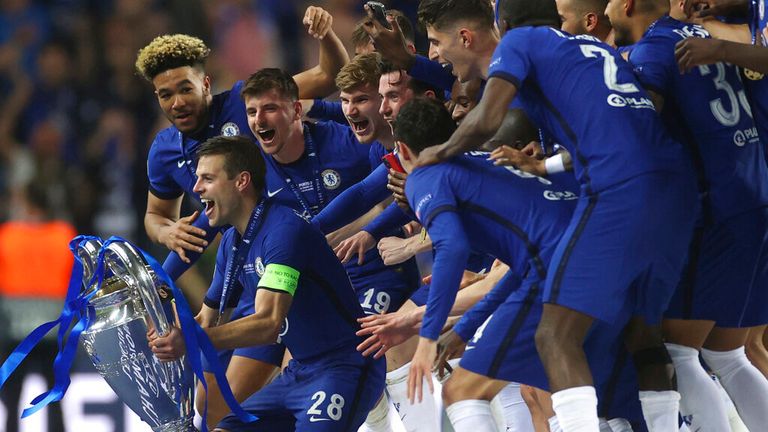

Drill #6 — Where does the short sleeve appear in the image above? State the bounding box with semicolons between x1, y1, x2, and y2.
628;37;675;96
147;135;184;200
258;219;309;295
488;27;535;88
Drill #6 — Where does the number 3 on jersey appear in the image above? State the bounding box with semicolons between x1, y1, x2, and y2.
307;391;345;422
698;63;753;127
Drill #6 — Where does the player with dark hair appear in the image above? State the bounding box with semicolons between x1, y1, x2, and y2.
415;0;698;430
556;0;613;43
150;134;385;431
137;6;349;428
236;66;424;431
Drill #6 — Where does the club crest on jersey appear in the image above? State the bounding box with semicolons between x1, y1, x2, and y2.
321;169;341;190
255;257;265;277
221;122;240;136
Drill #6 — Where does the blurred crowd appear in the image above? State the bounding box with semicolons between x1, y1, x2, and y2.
0;0;419;252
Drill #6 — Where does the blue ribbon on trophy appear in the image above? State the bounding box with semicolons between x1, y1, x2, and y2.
0;235;101;416
0;235;257;430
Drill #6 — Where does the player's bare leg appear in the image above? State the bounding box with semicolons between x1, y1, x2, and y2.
535;303;597;431
521;384;554;431
744;325;768;378
623;317;680;431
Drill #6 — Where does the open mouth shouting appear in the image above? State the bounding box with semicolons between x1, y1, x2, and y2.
201;198;216;219
349;118;371;137
257;128;277;144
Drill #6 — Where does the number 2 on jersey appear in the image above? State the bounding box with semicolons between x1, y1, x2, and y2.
580;45;640;94
307;391;345;421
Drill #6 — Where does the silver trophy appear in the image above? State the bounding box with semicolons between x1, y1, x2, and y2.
78;239;195;431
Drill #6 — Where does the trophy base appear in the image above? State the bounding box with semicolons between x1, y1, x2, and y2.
153;418;196;432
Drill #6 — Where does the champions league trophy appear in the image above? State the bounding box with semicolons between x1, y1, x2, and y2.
78;239;195;431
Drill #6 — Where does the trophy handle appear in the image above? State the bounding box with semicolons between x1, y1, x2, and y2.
104;241;171;337
76;238;103;296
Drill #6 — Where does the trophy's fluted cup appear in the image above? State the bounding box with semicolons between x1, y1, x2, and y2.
79;240;195;432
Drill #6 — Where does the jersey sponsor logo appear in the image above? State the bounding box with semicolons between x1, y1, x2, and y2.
267;188;284;198
733;127;760;147
255;257;265;277
177;159;188;168
606;93;655;110
543;190;578;201
489;56;502;69
321;169;341;190
221;122;240;136
309;416;331;422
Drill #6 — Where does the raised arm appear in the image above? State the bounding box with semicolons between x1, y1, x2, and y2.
294;6;350;99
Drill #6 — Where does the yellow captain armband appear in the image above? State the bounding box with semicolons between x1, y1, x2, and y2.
257;264;300;296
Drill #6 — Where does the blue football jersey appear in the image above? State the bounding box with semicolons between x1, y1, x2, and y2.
406;155;578;340
630;17;768;222
263;120;403;277
369;141;388;171
488;26;686;194
147;81;255;200
263;121;372;213
747;0;768;152
214;204;365;362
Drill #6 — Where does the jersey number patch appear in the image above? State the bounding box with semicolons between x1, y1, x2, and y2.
307;391;345;422
580;45;640;93
698;63;753;127
360;288;391;314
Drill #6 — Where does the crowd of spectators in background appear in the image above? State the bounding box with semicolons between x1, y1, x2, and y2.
0;0;420;253
0;4;421;429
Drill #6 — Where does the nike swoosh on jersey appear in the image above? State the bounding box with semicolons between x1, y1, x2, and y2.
309;417;331;422
267;188;284;198
177;159;187;168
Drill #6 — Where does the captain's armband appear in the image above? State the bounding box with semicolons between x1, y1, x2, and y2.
258;264;300;296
